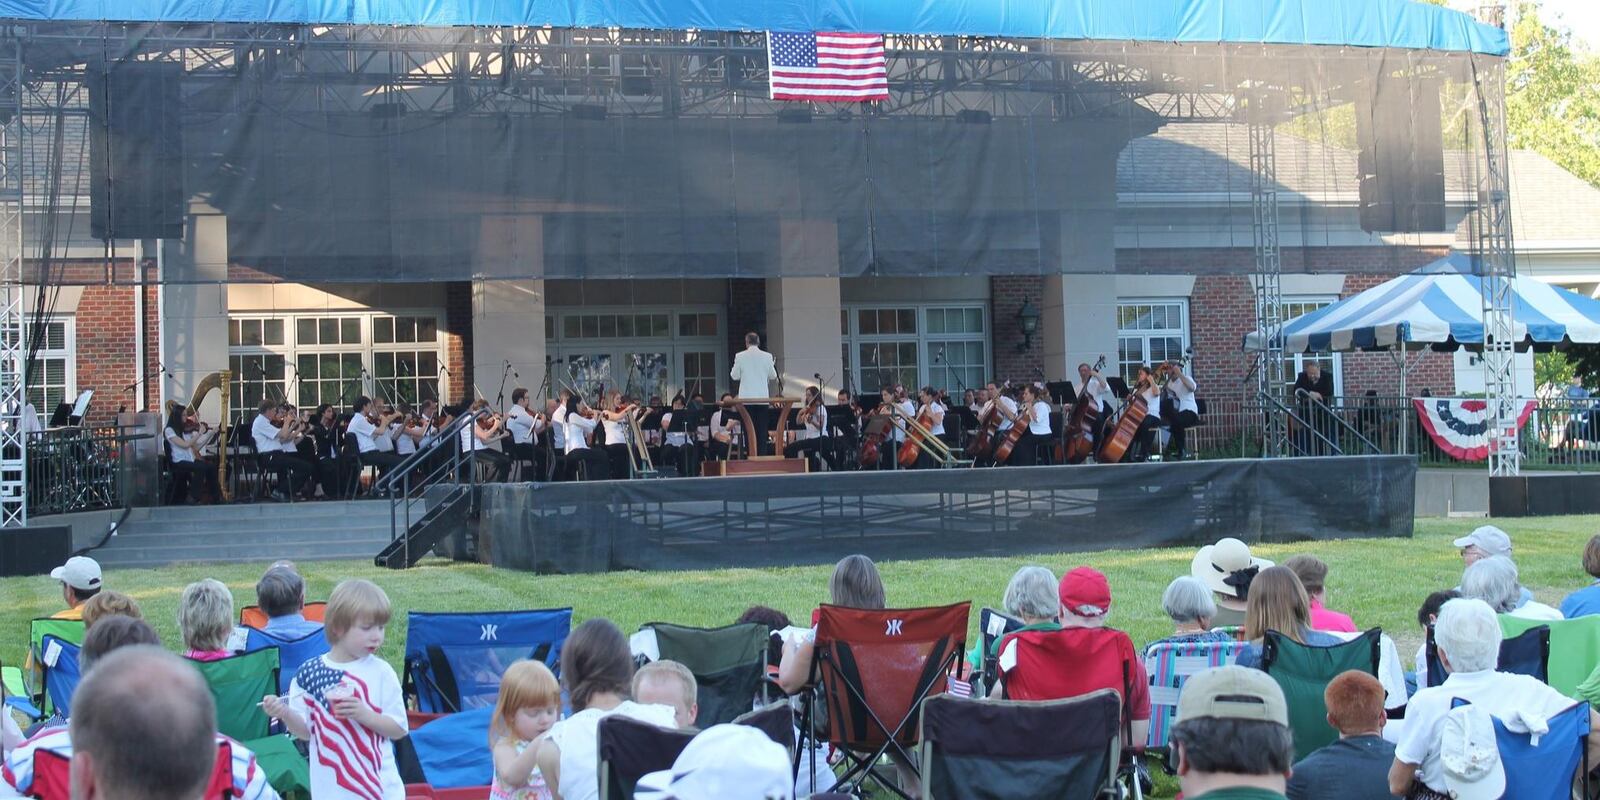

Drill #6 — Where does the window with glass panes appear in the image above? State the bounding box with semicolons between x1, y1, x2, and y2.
844;304;988;396
548;307;724;401
1281;297;1341;395
373;315;441;405
1116;301;1189;384
24;318;72;414
228;311;444;416
925;307;987;395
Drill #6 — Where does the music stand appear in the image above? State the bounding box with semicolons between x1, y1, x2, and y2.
1046;381;1075;405
48;402;73;428
1107;377;1130;400
71;390;92;424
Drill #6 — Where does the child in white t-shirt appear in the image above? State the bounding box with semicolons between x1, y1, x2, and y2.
489;660;560;800
263;579;408;800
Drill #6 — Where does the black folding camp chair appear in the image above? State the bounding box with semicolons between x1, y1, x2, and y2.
920;690;1123;799
640;621;769;726
596;715;696;800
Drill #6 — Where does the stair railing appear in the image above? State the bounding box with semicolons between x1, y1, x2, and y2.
379;407;490;559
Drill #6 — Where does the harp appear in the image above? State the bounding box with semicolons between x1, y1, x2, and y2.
167;370;232;502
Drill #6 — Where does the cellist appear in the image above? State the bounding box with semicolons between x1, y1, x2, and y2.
979;385;1021;466
911;385;947;469
1077;361;1114;445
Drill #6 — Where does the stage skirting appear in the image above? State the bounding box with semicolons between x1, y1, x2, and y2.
473;456;1416;574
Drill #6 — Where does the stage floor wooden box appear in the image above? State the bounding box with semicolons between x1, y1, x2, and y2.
701;457;809;477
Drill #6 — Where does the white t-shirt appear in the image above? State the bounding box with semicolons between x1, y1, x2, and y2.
166;426;197;463
1507;601;1564;621
600;416;628;448
395;423;419;456
547;701;677;800
995;396;1020;432
564;412;597;454
549;407;567;450
801;404;828;441
347;413;379;454
1028;400;1052;436
289;653;408;800
1168;371;1200;415
1395;669;1578;793
251;414;281;455
506;404;536;445
923;402;945;437
710;410;741;444
662;412;688;447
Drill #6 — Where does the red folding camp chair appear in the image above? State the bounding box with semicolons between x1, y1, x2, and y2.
804;602;969;799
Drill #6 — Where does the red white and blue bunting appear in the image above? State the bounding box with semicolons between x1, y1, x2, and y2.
1413;398;1536;461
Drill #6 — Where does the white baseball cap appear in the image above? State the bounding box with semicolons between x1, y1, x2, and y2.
50;556;102;592
1453;526;1512;558
1440;705;1504;800
634;724;793;800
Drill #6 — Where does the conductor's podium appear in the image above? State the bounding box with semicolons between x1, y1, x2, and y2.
701;456;809;477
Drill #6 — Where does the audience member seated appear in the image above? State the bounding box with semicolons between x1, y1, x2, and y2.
776;554;885;695
634;724;793;800
2;623;277;800
1191;538;1272;627
179;579;236;661
1170;666;1295;800
1152;576;1231;647
1461;555;1562;621
1454;525;1534;607
967;565;1061;668
1285;671;1395;800
1560;534;1600;619
79;591;142;629
1234;566;1344;670
995;567;1151;747
732;607;835;796
535;619;676;800
1410;589;1460;692
1282;555;1356;633
735;605;790;679
1388;598;1600;797
254;566;322;639
47;556;102;620
632;660;699;729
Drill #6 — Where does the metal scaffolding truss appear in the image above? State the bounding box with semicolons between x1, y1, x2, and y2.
1249;120;1288;458
0;31;25;525
1473;62;1519;476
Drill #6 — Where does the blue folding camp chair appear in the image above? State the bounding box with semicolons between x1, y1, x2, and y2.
1450;698;1590;800
243;626;331;694
404;608;573;713
977;607;1022;693
38;634;81;719
405;706;495;788
1425;623;1550;688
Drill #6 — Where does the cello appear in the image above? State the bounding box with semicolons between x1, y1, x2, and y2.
1061;356;1107;465
1097;367;1155;464
989;390;1031;465
897;404;935;468
964;393;1002;459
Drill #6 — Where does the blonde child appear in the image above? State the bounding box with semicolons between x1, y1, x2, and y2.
490;660;561;800
263;579;408;800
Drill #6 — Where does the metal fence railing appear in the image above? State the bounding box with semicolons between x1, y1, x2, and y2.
26;424;149;516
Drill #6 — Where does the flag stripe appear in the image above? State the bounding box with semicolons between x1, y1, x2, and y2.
768;31;890;103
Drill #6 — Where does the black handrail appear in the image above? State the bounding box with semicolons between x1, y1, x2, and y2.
384;408;489;563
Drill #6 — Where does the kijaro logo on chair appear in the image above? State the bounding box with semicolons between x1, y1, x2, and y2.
480;624;498;641
404;608;573;713
885;619;903;636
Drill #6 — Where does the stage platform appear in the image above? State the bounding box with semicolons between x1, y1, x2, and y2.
471;455;1416;574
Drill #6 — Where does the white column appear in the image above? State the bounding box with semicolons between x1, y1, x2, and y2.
766;219;844;397
1042;275;1119;381
159;203;230;422
472;215;547;408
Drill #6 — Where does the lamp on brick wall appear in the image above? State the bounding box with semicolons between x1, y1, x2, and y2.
1015;300;1040;353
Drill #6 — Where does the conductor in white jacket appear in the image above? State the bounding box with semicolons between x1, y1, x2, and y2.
731;331;778;456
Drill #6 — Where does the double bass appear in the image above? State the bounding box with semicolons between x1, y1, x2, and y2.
1060;356;1107;465
1098;369;1154;464
964;390;1003;459
858;402;888;467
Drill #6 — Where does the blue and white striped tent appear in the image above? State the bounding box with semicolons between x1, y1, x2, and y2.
1244;252;1600;353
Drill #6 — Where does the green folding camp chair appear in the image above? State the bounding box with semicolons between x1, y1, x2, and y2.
640;621;769;726
1261;629;1381;761
191;648;280;742
243;733;311;799
1501;615;1600;697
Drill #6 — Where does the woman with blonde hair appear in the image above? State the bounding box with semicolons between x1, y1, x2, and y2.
1234;566;1343;669
178;578;235;661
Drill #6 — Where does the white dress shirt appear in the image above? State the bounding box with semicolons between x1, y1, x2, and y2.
1028;400;1052;436
549;406;567;450
994;396;1019;432
564;412;597;454
251;414;281;454
346;413;379;454
166;426;197;463
506;404;536;445
730;346;777;399
1168;370;1199;415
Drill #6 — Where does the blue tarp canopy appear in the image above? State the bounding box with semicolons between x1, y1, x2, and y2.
0;0;1508;56
1244;252;1600;353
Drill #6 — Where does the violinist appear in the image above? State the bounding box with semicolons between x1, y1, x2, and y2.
599;391;640;479
347;396;405;483
1163;361;1200;460
252;399;315;500
505;388;542;481
309;403;349;498
783;386;836;472
707;392;742;461
561;392;610;481
545;394;568;480
164;404;217;505
459;398;510;482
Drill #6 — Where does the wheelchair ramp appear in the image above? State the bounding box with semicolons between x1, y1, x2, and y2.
87;500;407;568
375;485;473;569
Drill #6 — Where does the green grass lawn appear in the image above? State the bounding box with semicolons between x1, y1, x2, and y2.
2;515;1596;798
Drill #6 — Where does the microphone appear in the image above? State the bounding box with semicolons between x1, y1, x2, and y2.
439;364;451;376
813;373;822;381
935;347;945;364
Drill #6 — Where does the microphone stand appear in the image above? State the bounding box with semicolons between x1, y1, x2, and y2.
494;361;513;414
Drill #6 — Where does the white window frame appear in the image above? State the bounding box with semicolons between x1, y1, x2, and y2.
227;310;447;413
1280;296;1343;397
842;303;990;395
547;305;726;401
1115;299;1190;384
25;315;75;416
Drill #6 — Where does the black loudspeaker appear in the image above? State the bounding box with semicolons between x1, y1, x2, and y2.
1355;74;1446;234
0;525;71;577
88;61;185;240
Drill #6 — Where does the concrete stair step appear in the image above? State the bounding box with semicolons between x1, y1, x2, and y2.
94;542;391;568
114;519;397;538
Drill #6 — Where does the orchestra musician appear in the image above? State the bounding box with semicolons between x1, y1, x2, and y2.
707;392;742;461
252;399;315;500
309;403;352;498
163;404;217;505
912;385;948;469
599;391;641;479
980;385;1021;466
347;396;405;486
659;395;691;477
461;398;511;482
1129;365;1163;462
1077;361;1115;445
783;386;837;472
1163;360;1200;460
560;392;610;481
505;387;543;481
548;390;571;481
1008;383;1052;467
730;331;778;456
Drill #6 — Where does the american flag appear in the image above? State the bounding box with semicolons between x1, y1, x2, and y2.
298;659;386;800
767;32;889;103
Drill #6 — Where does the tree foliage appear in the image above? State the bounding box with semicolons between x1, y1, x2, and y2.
1504;2;1600;187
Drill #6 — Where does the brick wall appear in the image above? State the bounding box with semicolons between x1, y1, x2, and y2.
64;277;160;425
989;275;1044;383
444;282;471;403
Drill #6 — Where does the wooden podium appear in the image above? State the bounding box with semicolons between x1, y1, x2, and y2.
699;396;810;477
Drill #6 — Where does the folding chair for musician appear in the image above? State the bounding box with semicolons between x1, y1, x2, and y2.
1260;628;1380;760
632;621;769;726
802;602;969;800
403;608;573;713
920;690;1124;799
